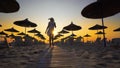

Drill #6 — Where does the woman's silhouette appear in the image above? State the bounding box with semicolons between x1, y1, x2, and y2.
45;17;56;47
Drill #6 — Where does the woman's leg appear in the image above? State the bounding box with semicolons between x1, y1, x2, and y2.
49;36;51;47
51;34;54;46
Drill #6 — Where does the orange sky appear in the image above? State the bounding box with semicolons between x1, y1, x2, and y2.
0;0;120;42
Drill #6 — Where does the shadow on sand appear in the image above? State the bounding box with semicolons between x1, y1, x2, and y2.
37;47;54;68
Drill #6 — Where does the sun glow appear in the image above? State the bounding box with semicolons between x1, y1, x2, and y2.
53;30;58;36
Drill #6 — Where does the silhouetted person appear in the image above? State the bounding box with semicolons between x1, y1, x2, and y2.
45;17;56;47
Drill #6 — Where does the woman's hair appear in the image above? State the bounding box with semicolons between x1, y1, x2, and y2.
49;17;54;22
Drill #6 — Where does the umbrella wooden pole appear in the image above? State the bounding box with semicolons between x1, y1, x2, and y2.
72;31;73;34
25;27;26;34
102;18;106;47
97;30;98;38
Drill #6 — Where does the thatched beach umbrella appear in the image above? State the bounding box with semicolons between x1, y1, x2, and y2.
17;32;26;36
70;33;76;37
81;0;119;46
0;24;2;27
14;18;37;34
95;31;105;38
84;34;91;37
55;33;64;38
113;27;120;32
0;31;8;36
0;0;20;13
4;27;19;34
28;29;40;34
81;0;120;18
89;24;107;37
58;29;69;34
53;33;63;40
63;22;81;34
77;36;84;42
9;33;16;38
35;33;46;40
28;28;40;37
89;24;107;31
35;33;43;37
96;31;105;34
84;34;91;42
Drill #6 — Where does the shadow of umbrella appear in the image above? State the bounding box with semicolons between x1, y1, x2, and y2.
4;27;19;34
14;18;37;34
81;0;120;46
89;24;107;37
113;27;120;32
84;34;91;42
0;0;20;13
63;22;81;34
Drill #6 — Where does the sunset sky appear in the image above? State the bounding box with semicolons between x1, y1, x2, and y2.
0;0;120;42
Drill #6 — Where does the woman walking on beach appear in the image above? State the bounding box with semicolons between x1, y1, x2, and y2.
45;17;56;47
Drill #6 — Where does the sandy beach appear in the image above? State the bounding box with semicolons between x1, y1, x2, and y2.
59;45;120;68
0;45;48;68
0;44;120;68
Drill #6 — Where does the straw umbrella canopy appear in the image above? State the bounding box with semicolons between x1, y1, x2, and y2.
63;22;81;34
35;33;46;40
0;31;8;36
81;0;119;46
40;35;46;40
58;29;69;34
0;24;2;27
53;33;63;40
95;31;105;38
55;33;64;37
84;34;91;42
28;29;40;34
89;24;107;31
35;33;43;37
4;27;19;34
0;0;20;13
76;36;84;42
84;34;91;37
89;24;107;38
81;0;120;19
17;32;26;36
14;18;37;34
96;31;105;34
113;27;120;32
70;33;76;37
9;33;16;38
